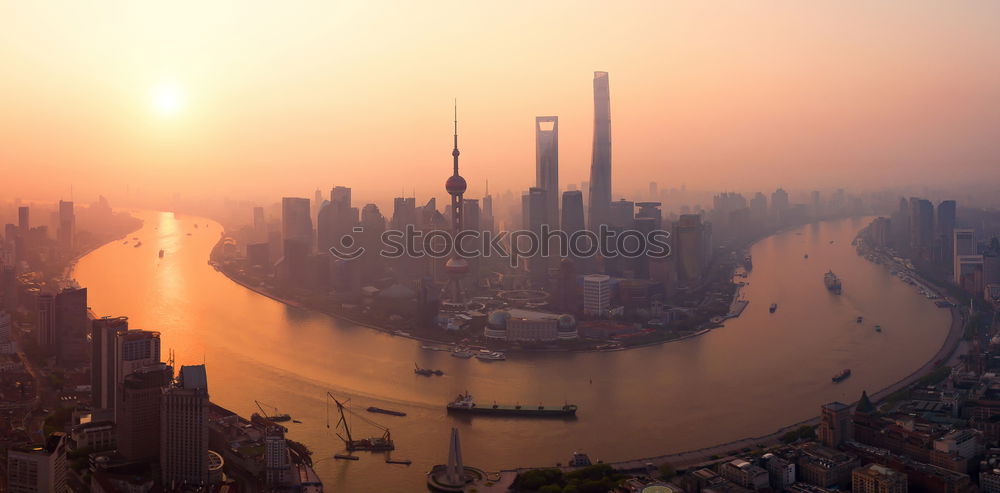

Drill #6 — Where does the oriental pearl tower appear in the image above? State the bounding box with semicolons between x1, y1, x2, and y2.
443;102;469;303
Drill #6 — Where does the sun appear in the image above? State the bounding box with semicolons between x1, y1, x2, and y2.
151;81;184;117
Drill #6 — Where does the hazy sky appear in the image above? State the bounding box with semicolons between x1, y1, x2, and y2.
3;1;1000;206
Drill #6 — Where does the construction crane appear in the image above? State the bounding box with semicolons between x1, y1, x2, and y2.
255;400;291;422
326;392;394;451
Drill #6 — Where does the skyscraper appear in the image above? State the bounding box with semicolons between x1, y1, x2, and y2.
443;105;469;303
561;191;585;236
161;365;210;486
526;187;549;288
91;316;129;411
18;206;29;233
937;200;956;265
35;291;54;347
770;188;789;223
57;200;74;251
909;197;934;255
252;206;266;242
588;71;612;231
118;364;172;462
281;197;312;248
535;116;559;227
54;287;88;366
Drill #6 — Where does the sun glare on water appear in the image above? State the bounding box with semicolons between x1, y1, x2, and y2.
151;81;185;117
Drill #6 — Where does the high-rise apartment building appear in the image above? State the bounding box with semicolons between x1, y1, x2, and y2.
118;364;172;462
161;365;210;486
6;433;67;493
54;287;88;366
91;316;129;410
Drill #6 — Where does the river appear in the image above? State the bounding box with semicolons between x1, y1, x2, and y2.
73;212;950;491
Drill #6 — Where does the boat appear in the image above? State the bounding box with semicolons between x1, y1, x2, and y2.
334;454;359;461
122;240;128;245
367;406;407;417
158;249;165;258
769;303;778;314
292;419;302;424
446;392;577;417
832;369;852;383
414;363;444;376
875;325;882;332
451;350;474;359
133;241;142;248
393;330;411;337
804;253;809;259
186;232;192;236
476;351;506;361
856;316;863;323
824;270;842;294
385;458;412;465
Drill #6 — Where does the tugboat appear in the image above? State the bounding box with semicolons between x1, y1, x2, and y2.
875;325;882;333
769;303;778;314
824;270;842;294
832;369;852;383
414;363;444;376
446;392;577;417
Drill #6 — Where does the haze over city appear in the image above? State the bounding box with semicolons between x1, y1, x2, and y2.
4;1;1000;207
6;2;1000;493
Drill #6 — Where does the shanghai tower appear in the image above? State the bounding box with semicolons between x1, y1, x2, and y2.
588;71;612;231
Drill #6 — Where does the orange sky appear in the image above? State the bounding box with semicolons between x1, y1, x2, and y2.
2;1;1000;206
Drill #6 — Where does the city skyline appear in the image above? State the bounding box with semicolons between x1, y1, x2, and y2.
4;2;1000;204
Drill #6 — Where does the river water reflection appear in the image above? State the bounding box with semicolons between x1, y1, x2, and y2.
74;212;949;491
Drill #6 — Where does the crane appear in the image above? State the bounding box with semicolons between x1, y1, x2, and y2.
326;392;394;451
255;400;291;422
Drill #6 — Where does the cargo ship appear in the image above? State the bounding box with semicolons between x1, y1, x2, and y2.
824;270;842;294
832;369;851;383
446;392;577;417
367;406;407;417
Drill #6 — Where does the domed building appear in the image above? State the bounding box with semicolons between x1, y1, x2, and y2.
483;308;577;342
557;314;578;340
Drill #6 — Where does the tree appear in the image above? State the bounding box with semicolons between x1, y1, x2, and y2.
658;462;676;480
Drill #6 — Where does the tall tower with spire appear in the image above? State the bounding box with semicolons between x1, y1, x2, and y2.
443;102;469;303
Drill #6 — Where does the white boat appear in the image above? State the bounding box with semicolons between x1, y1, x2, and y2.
476;351;506;361
451;350;474;359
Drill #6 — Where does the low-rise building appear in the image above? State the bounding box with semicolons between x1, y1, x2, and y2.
852;463;908;493
718;458;769;490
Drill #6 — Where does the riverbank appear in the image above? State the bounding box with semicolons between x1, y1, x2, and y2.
504;236;966;477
